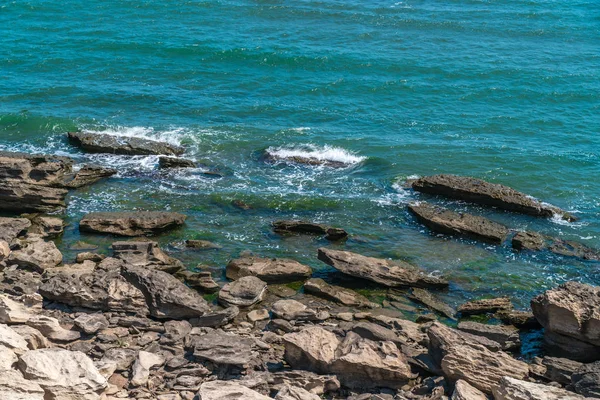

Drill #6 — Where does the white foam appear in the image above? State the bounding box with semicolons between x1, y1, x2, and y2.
80;125;194;147
266;144;366;166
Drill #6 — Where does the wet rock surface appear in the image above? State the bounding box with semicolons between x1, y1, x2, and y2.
226;255;312;283
68;131;185;156
80;211;187;236
158;156;196;168
273;220;348;241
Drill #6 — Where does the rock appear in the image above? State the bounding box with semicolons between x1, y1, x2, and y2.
26;315;81;342
67;131;184;156
175;270;220;293
0;323;29;354
218;276;267;308
283;326;340;373
513;232;600;260
18;348;108;400
0;370;45;400
190;306;239;328
247;309;270;322
572;361;600;398
273;220;348;241
271;299;318;321
198;380;271;400
275;385;321;400
9;235;63;272
304;278;377;308
408;202;509;244
411;174;573;221
457;321;520;350
74;314;110;334
185;239;221;250
543;330;600;362
10;325;50;349
428;322;529;394
226;255;312;283
0;294;36;323
0;345;18;370
351;322;405;347
531;281;600;348
26;215;65;238
496;310;540;329
101;348;138;371
160;320;192;345
317;248;448;289
263;149;352;168
188;330;258;369
451;379;487;400
158;156;196;168
112;241;179;269
0;240;10;261
0;217;31;243
512;231;546;251
61;164;116;189
80;211;187;236
409;288;456;319
130;351;165;387
458;297;513;316
269;370;340;395
0;181;68;213
539;357;583;385
76;252;106;263
493;376;586;400
122;264;209;319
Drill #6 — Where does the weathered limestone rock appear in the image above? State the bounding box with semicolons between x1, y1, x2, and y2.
535;357;583;386
74;314;110;334
0;370;45;400
0;323;29;354
80;211;187;236
0;217;31;243
0;345;18;370
188;330;258;369
512;231;546;251
26;215;65;238
271;299;318;321
493;376;586;400
411;174;573;221
0;181;68;213
190;306;239;328
9;235;63;272
428;322;529;394
218;276;267;308
0;239;10;260
283;326;340;373
351;322;405;347
410;288;456;319
10;325;50;350
198;380;271;400
185;239;221;249
101;348;138;371
18;348;108;400
408;202;509;244
60;164;116;189
0;294;36;323
112;241;180;269
273;220;348;241
121;265;209;319
457;321;520;350
226;255;312;283
543;331;600;362
175;270;220;293
130;351;165;387
76;252;106;263
67;131;184;156
247;309;270;322
304;278;377;308
318;248;448;289
572;361;600;398
159;156;196;168
26;315;81;342
458;297;513;315
513;231;600;260
451;379;487;400
275;385;321;400
269;370;340;395
160;320;192;345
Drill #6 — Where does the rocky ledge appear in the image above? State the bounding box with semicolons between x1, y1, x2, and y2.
79;211;187;236
68;131;185;156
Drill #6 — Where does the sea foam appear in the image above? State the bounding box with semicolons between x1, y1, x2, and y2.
266;144;366;166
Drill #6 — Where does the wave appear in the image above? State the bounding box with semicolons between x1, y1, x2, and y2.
79;125;193;148
265;144;366;167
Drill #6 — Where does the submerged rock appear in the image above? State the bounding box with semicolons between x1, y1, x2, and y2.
79;211;187;236
304;278;378;308
226;255;312;283
513;231;600;260
185;239;222;250
411;174;574;221
408;202;509;244
67;131;184;156
409;288;456;319
158;156;196;168
273;220;348;241
317;248;448;289
263;149;352;168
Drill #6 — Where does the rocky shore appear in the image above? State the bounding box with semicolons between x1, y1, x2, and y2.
0;132;599;400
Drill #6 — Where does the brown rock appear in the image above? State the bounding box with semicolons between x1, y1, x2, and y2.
80;211;187;236
273;220;348;241
226;255;312;283
409;288;456;319
458;297;513;316
67;131;184;156
304;278;377;308
457;321;520;350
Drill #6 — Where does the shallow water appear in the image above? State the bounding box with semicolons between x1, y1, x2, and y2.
1;0;599;310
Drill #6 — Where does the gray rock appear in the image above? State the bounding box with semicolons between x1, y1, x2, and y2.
112;240;181;270
60;164;116;189
0;181;68;213
198;380;271;400
275;385;321;400
457;321;520;350
351;322;405;347
458;297;513;316
190;306;239;328
513;231;600;260
493;376;586;400
9;235;63;272
304;278;377;308
101;348;138;371
268;370;340;396
543;330;600;363
26;315;81;342
188;330;258;369
572;361;600;398
74;314;110;334
160;320;192;345
67;131;184;156
410;288;456;319
318;248;448;289
159;156;196;168
175;270;220;293
283;326;340;373
0;217;31;243
226;255;312;283
512;231;546;251
185;239;221;250
539;357;583;385
130;350;165;387
0;269;42;295
218;276;267;308
271;299;318;321
451;379;487;400
408;202;509;244
26;215;65;238
273;220;348;241
80;211;187;236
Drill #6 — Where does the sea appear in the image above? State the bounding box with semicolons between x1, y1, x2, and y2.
1;0;599;311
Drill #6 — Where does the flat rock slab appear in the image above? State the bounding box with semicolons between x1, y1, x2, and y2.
458;297;513;316
199;380;271;400
226;255;312;283
273;220;348;241
457;321;520;350
411;174;573;221
409;288;456;319
67;131;184;156
0;181;68;213
304;278;377;308
493;376;587;400
80;211;187;236
158;156;196;168
513;231;600;260
408;202;509;244
189;330;258;368
218;276;267;308
318;248;448;289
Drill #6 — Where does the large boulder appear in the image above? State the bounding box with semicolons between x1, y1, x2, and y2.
0;370;45;400
317;248;448;288
79;211;187;236
283;326;340;373
67;131;184;156
121;264;209;319
408;202;509;244
411;174;573;221
304;278;377;308
226;255;312;283
198;380;271;400
493;376;587;400
0;181;68;213
218;276;267;308
273;220;348;241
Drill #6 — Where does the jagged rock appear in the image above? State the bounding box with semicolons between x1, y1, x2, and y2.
543;331;600;362
351;322;405;347
0;240;10;261
493;376;586;399
0;323;29;354
247;309;270;322
496;310;539;329
411;174;573;221
226;255;312;283
198;380;271;400
538;357;583;385
9;235;63;272
457;321;520;350
80;211;187;236
269;370;340;395
67;131;184;156
273;220;348;241
10;325;50;350
60;164;116;189
271;299;318;321
275;385;321;400
0;217;31;243
283;326;340;373
190;306;239;328
188;330;258;369
26;215;65;238
512;231;546;251
572;361;600;398
26;315;81;342
458;297;513;315
218;276;267;308
410;288;456;319
304;278;377;308
18;348;108;400
0;370;45;400
428;322;529;394
0;294;37;323
130;351;165;387
451;379;487;400
408;202;509;244
513;232;600;260
76;252;106;263
121;264;209;319
531;281;600;352
185;239;221;249
101;348;138;371
160;320;192;345
0;345;18;370
112;241;181;270
158;156;196;168
74;314;110;334
175;270;220;293
317;248;448;289
0;181;68;213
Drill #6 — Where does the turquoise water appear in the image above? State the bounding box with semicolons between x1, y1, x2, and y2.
1;0;599;309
